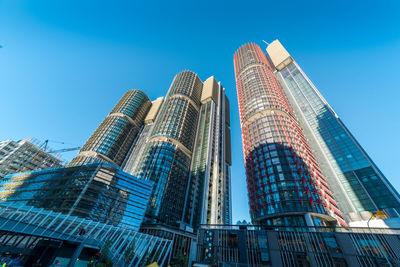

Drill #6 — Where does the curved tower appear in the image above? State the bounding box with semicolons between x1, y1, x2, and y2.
267;40;400;222
69;89;151;167
134;71;203;225
234;43;345;226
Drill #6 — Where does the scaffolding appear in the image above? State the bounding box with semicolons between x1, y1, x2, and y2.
0;138;64;178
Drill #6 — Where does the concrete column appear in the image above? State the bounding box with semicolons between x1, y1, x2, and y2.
303;233;318;267
67;243;85;267
304;213;314;227
382;235;400;265
335;233;359;267
266;231;283;266
237;230;248;264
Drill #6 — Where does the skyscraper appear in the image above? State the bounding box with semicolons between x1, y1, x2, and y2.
122;96;164;173
125;71;232;229
266;40;400;222
0;73;231;266
0;138;63;178
183;76;232;227
234;43;345;226
69;89;151;167
130;71;203;226
67;71;232;230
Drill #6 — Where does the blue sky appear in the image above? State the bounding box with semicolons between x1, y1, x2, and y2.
1;0;399;223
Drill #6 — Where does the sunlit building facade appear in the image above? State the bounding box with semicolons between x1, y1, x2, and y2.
129;71;232;229
0;163;152;231
131;71;203;227
0;138;62;178
183;76;232;227
69;89;151;167
266;40;400;222
234;43;345;227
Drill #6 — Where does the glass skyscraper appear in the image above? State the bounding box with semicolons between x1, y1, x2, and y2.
69;89;151;167
234;43;345;227
125;71;232;229
66;71;232;230
0;71;231;236
183;76;232;227
132;71;203;226
0;73;231;266
266;40;400;222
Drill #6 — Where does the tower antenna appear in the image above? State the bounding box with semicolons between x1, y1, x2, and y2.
262;40;270;46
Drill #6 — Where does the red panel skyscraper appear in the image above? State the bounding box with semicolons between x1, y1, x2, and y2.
234;43;345;227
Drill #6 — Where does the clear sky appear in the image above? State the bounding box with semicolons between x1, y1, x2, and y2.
1;0;399;223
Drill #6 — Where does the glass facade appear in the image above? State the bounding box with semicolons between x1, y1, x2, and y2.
0;163;152;231
122;123;154;174
234;43;345;226
69;89;151;167
275;59;400;220
133;71;203;226
196;225;400;267
184;79;232;228
127;72;232;230
140;224;197;267
185;101;214;226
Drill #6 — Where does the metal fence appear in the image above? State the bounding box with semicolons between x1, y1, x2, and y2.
197;224;400;267
200;223;400;234
0;201;172;266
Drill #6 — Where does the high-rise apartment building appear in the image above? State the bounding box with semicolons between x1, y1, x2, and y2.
0;138;63;178
124;71;232;229
129;71;203;227
234;43;345;227
183;76;232;227
69;89;151;167
266;40;400;222
0;72;231;266
67;71;232;229
122;97;164;173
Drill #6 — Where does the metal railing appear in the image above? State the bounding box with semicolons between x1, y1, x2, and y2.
0;201;172;266
200;224;400;235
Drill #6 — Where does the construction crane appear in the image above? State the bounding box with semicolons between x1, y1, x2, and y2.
40;139;80;153
14;139;80;174
47;147;81;154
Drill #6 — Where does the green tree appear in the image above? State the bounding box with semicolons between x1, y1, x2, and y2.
123;239;136;265
93;240;113;267
170;251;189;267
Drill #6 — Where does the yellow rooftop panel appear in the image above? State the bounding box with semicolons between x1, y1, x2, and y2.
266;40;293;71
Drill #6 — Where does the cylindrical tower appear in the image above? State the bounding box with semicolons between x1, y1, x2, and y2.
69;89;151;167
134;71;203;226
234;43;345;226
